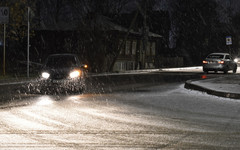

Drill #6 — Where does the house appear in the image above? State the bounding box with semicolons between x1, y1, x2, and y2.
95;16;162;72
113;30;162;72
31;12;162;72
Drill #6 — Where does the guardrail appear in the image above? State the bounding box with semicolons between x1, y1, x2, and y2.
0;73;200;104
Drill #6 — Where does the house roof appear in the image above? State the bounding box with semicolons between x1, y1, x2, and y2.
94;15;162;38
39;12;162;38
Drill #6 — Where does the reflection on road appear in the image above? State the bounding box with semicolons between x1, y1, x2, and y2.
36;96;54;106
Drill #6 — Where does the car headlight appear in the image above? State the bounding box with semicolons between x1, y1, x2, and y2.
234;58;238;63
69;70;81;78
42;72;50;79
84;64;88;69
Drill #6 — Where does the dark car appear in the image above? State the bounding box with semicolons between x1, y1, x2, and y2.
202;53;237;74
38;54;87;93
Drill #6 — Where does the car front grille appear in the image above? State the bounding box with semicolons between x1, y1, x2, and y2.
52;73;68;79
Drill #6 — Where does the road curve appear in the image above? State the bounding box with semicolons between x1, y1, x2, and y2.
0;81;240;149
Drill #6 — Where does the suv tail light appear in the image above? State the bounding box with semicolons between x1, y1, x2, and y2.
203;60;208;64
218;61;224;64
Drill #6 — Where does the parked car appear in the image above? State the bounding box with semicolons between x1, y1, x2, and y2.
37;53;87;93
202;53;237;74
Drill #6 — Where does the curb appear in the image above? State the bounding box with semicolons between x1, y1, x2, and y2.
184;80;240;99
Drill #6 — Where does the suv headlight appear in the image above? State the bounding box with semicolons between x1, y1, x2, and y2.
69;70;81;78
42;72;50;79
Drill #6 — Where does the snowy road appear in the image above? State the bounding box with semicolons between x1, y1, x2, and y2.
0;81;240;149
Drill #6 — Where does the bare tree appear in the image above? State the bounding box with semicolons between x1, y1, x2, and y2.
71;0;133;72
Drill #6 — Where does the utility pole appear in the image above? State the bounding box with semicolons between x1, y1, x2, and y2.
3;24;6;76
141;0;148;69
27;7;30;78
0;7;9;76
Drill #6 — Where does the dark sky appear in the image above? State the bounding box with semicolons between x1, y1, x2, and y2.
217;0;240;14
156;0;240;12
152;0;240;23
148;0;240;49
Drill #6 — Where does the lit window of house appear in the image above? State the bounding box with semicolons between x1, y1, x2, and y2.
146;42;151;56
119;39;124;55
125;40;131;55
151;42;156;56
132;41;137;55
140;41;143;52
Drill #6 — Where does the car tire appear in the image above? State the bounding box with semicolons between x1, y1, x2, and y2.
203;69;208;74
223;66;229;74
233;65;237;73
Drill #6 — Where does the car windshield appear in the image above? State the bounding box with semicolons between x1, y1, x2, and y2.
45;55;77;68
207;55;224;59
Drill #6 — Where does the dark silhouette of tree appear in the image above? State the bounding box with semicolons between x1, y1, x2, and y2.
168;0;221;65
71;0;133;72
0;0;37;74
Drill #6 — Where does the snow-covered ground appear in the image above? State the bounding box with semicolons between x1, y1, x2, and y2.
161;66;203;72
162;66;240;73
